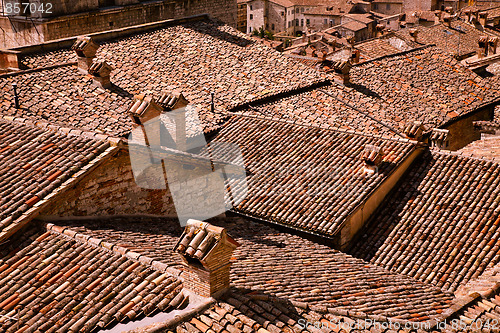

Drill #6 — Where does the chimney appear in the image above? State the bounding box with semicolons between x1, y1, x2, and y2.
404;121;424;141
331;60;352;85
472;9;479;22
430;128;450;149
128;92;190;151
489;37;499;55
174;220;239;298
88;61;113;89
351;48;360;63
444;6;453;15
434;10;443;22
347;36;355;46
443;14;452;27
376;24;385;37
479;12;488;27
409;28;419;43
72;36;99;74
464;9;472;22
362;144;384;174
478;36;489;58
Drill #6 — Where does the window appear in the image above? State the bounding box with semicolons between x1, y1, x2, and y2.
386;4;390;10
272;23;275;30
281;11;284;16
373;3;378;10
324;18;327;25
266;23;269;29
250;14;253;19
295;19;299;26
292;9;294;14
301;7;304;12
288;21;291;27
306;19;310;25
301;19;304;26
250;5;252;10
249;27;252;32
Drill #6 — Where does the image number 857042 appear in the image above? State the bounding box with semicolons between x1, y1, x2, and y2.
2;2;53;15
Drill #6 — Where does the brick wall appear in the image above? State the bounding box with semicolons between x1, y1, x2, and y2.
444;107;495;151
41;149;177;217
1;0;237;48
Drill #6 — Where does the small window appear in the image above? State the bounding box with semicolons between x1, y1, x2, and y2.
324;18;327;25
386;4;390;10
272;23;275;30
250;14;253;20
301;7;304;12
281;11;284;16
292;9;294;14
373;3;378;10
306;19;310;25
250;5;252;10
301;19;304;26
295;19;299;26
288;21;291;27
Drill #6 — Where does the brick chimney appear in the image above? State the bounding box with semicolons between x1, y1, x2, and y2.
488;37;498;55
72;36;99;74
443;14;452;27
479;12;488;27
331;60;352;85
404;121;424;141
174;220;239;298
409;28;419;43
351;49;360;63
430;128;450;149
88;61;113;89
128;93;190;151
362;144;384;174
478;36;489;58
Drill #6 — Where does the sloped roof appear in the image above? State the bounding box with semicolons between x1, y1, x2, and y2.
0;118;110;241
0;223;186;333
349;46;500;130
350;150;500;293
397;20;489;58
206;115;415;238
458;136;500;160
50;216;454;322
4;18;325;136
355;35;416;61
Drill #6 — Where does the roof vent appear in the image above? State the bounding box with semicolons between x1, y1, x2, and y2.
72;36;99;73
88;61;113;89
174;219;239;298
430;128;450;149
404;121;425;141
478;36;489;58
489;37;498;55
362;144;384;174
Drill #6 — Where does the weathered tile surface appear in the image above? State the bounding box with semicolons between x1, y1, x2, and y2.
0;224;185;333
350;150;500;293
0;119;109;235
53;216;454;321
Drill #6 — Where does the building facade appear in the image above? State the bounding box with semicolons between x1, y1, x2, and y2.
0;0;237;48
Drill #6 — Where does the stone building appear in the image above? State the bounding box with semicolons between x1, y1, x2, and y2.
0;0;237;48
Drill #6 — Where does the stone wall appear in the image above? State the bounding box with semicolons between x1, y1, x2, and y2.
1;0;237;48
444;106;495;151
41;149;177;217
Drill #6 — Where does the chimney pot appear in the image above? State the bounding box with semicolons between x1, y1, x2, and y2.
404;121;424;141
409;28;419;43
430;128;450;149
332;60;352;85
478;36;489;58
479;12;488;26
72;36;99;73
362;144;384;174
174;219;239;298
88;61;113;89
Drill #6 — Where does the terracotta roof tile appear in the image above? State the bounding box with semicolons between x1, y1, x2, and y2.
0;223;185;333
51;215;454;321
0;119;109;237
350;150;500;293
207;115;415;237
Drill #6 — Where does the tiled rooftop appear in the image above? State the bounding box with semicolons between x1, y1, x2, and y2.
350;46;500;130
0;66;134;137
397;20;489;58
354;35;416;62
0;223;186;333
0;118;109;238
350;150;500;293
234;84;403;137
51;215;454;321
458;136;500;160
9;19;326;135
209;115;415;237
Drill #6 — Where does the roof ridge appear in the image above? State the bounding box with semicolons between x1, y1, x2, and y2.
44;222;183;278
352;44;436;66
0;62;76;78
0;115;124;146
226;112;416;144
430;147;500;164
